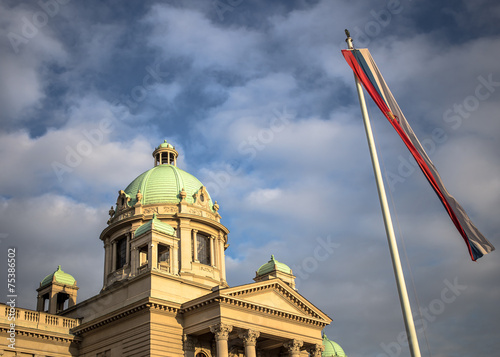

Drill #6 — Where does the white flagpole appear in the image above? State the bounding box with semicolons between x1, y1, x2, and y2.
345;31;422;357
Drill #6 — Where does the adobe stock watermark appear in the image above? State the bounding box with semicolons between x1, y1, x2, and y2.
204;106;294;197
7;0;71;54
339;0;412;49
377;277;467;357
51;118;113;183
292;235;340;288
387;73;500;192
213;0;244;21
111;59;170;113
51;59;170;183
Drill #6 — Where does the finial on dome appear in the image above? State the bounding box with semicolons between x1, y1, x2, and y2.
153;140;179;167
179;187;187;202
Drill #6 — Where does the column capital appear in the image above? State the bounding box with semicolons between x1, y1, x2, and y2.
210;323;233;341
239;329;260;346
183;334;197;352
283;339;303;353
308;343;325;357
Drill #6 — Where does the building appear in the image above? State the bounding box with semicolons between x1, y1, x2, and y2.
0;141;347;357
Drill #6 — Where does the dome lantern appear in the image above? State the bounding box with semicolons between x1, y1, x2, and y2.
153;140;178;167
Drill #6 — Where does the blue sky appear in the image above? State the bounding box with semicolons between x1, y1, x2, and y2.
1;0;500;356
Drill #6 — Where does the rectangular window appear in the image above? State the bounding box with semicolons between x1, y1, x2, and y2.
158;244;170;263
116;237;127;270
158;244;170;272
197;233;211;266
139;245;148;266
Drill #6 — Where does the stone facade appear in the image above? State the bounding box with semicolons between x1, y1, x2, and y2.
0;142;333;356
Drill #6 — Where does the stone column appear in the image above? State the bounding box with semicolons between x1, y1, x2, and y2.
220;235;227;283
283;339;303;357
103;237;111;285
151;242;158;270
210;323;233;357
239;330;260;357
184;334;197;357
48;290;58;315
210;235;215;267
192;229;199;262
179;220;192;272
130;247;137;276
111;240;117;271
308;344;324;357
125;233;131;266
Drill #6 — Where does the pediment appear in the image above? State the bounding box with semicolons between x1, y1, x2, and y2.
220;279;331;323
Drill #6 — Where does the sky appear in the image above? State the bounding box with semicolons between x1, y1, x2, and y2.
0;0;499;356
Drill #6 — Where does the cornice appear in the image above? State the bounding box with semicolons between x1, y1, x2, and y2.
72;298;180;335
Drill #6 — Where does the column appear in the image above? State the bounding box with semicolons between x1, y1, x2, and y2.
308;344;324;357
220;235;227;283
192;229;199;262
210;323;233;357
283;339;303;357
130;247;137;276
179;220;192;272
239;330;260;357
151;242;158;270
111;240;117;272
36;295;44;311
184;334;197;357
125;233;131;266
48;290;58;315
103;237;111;285
210;235;215;267
172;243;179;275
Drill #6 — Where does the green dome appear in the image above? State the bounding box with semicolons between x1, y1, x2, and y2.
40;265;76;287
158;139;174;149
322;334;346;357
135;213;176;237
257;255;292;276
124;164;213;208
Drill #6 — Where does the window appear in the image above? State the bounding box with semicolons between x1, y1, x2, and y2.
56;292;69;312
158;244;170;263
197;233;211;265
158;244;170;273
139;245;148;266
196;353;208;357
115;237;127;270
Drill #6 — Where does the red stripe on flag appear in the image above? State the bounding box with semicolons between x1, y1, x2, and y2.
342;49;476;260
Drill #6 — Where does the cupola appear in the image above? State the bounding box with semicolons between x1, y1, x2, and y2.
254;255;296;289
153;139;178;166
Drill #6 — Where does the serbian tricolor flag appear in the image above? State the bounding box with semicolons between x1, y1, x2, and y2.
342;48;495;261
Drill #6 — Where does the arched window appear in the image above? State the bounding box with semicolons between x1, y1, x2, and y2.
196;232;211;265
115;237;127;270
196;352;208;357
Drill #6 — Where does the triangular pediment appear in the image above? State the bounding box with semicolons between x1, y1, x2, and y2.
220;279;331;323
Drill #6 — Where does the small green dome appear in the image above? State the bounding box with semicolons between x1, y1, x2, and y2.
322;334;346;357
135;213;176;237
124;164;213;208
257;255;292;276
158;140;174;149
40;265;76;287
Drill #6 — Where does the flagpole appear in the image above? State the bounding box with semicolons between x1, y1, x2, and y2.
345;31;422;357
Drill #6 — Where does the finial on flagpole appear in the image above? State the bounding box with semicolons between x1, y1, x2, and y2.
345;29;354;50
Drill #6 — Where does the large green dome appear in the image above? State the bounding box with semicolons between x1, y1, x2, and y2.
322;334;346;357
124;164;213;208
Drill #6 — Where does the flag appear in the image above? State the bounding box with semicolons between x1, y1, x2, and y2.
342;48;495;261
